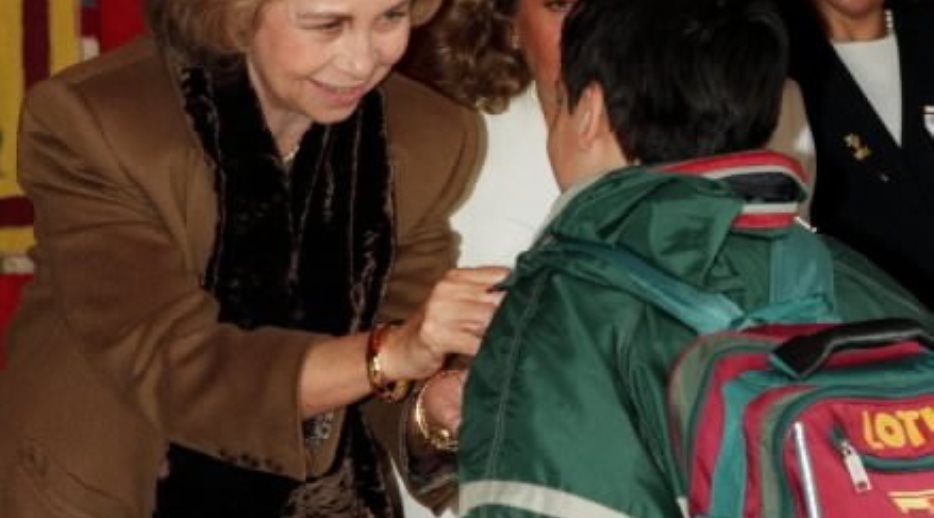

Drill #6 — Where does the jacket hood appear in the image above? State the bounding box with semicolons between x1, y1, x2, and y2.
532;150;807;288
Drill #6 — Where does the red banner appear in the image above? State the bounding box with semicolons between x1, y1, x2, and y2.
0;274;32;369
99;0;144;51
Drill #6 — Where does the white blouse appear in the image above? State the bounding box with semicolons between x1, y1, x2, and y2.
451;88;560;267
833;33;902;145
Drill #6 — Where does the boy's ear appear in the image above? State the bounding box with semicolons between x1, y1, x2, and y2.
573;83;610;146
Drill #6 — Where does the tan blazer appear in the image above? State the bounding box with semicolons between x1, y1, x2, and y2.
0;39;483;517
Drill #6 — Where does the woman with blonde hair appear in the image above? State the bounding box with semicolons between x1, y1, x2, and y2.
0;0;505;516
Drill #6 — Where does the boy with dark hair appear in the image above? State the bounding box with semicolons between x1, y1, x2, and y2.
456;0;932;516
559;0;788;166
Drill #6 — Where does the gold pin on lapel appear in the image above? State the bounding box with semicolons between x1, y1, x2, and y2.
843;133;872;161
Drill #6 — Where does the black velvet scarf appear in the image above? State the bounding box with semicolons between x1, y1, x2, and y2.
154;60;398;517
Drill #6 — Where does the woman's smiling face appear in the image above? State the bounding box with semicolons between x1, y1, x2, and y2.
247;0;412;125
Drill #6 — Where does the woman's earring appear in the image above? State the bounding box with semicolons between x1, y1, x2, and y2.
509;27;521;50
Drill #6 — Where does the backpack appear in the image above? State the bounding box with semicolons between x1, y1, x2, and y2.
671;320;934;518
560;224;934;517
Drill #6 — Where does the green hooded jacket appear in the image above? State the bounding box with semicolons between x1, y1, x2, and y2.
458;151;932;518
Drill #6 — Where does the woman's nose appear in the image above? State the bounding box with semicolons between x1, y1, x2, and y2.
336;33;377;79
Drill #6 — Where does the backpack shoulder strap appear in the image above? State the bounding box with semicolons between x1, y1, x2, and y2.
555;239;743;335
741;225;841;326
555;224;841;334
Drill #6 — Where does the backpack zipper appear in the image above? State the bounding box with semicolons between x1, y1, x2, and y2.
838;436;872;494
793;421;823;518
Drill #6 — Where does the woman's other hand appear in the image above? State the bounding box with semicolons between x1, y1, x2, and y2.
420;369;467;435
409;369;467;455
384;267;509;382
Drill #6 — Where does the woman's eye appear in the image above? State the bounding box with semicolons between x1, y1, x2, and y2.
379;8;410;26
310;20;342;32
320;21;343;31
295;15;344;33
378;7;409;30
544;0;575;13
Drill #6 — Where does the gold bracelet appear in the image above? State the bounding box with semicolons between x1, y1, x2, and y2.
366;322;411;402
413;370;460;452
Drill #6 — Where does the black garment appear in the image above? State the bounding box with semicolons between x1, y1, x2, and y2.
154;60;398;517
782;0;934;308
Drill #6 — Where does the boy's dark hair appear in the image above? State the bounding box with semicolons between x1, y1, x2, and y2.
561;0;788;164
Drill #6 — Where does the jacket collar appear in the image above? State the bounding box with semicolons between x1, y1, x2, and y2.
540;150;808;286
660;150;808;230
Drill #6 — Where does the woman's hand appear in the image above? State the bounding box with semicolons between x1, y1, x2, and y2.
296;267;506;418
383;266;509;382
419;368;468;438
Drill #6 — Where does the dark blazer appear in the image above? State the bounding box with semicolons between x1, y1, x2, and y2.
786;0;934;308
0;39;483;517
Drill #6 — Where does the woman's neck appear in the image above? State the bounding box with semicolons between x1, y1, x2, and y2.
268;113;312;161
246;60;312;159
820;6;889;42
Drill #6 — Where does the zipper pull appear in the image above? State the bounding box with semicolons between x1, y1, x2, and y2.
839;439;872;494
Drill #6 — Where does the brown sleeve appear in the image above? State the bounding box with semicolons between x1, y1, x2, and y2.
18;77;324;481
360;85;485;512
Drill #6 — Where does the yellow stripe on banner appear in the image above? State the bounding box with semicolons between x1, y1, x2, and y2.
49;0;81;74
0;227;35;255
0;0;24;199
